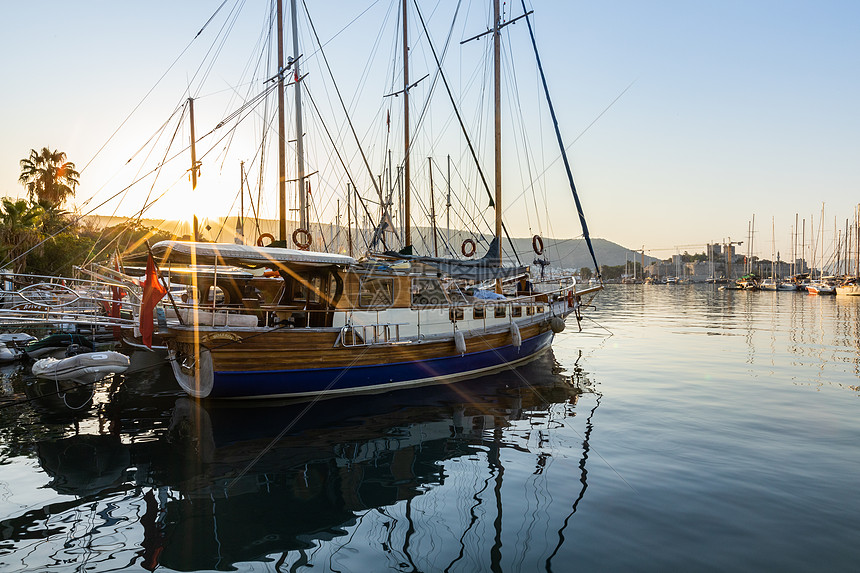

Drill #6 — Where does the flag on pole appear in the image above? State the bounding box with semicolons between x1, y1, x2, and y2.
139;254;167;348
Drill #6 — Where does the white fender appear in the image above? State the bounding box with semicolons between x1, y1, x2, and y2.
169;347;214;398
454;330;467;355
510;322;522;348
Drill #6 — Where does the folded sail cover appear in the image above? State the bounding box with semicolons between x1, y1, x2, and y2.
149;241;356;267
150;240;522;280
385;237;527;281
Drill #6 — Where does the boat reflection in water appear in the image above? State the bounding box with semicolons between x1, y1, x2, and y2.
0;350;599;572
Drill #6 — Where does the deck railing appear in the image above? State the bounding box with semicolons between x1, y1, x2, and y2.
337;322;407;347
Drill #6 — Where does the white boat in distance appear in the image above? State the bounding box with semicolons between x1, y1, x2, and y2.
836;277;860;296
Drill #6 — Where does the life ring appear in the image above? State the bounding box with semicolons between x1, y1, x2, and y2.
256;233;275;247
461;238;476;257
532;234;544;255
292;228;312;250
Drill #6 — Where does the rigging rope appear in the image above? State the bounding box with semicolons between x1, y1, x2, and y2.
412;0;521;265
520;1;601;279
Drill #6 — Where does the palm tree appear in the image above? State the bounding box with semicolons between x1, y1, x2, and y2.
0;198;43;273
18;147;80;208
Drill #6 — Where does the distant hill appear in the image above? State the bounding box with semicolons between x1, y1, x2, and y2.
502;236;658;270
85;215;653;270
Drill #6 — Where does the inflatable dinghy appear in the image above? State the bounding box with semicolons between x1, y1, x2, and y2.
32;351;130;384
25;333;94;359
0;345;23;363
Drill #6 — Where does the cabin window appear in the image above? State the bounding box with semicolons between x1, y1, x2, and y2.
473;306;485;320
537;305;544;313
292;280;307;301
359;278;393;307
205;286;226;304
182;286;199;303
494;306;506;318
289;274;328;305
512;306;523;317
449;307;464;321
526;306;534;316
307;276;322;303
412;277;448;306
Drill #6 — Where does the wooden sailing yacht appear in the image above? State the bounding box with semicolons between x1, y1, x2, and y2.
150;0;602;399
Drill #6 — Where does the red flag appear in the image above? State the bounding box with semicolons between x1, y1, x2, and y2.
140;254;167;348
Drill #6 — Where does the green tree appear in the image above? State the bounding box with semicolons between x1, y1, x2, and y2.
681;251;708;263
600;264;625;280
579;266;593;281
93;221;173;260
27;231;96;276
0;198;43;273
19;147;80;208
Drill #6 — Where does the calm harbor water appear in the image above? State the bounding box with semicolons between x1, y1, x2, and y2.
1;284;858;572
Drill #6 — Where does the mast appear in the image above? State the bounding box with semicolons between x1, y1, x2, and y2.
771;217;775;279
493;0;503;291
188;97;200;242
520;0;602;280
446;155;451;252
726;238;732;280
402;0;412;249
276;0;287;242
750;214;755;275
794;213;798;276
347;183;353;257
290;0;307;230
856;204;859;277
235;161;245;245
811;213;816;277
819;204;825;277
802;218;806;274
429;158;438;256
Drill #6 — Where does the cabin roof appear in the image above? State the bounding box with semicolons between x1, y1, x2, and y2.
150;241;356;267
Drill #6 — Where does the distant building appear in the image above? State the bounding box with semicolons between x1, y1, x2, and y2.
707;243;722;258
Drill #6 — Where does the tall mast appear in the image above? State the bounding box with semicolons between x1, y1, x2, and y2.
188;97;200;242
291;0;307;230
276;0;287;242
402;0;412;249
801;218;806;274
446;155;451;252
750;214;755;275
236;161;245;244
493;0;503;290
726;238;732;280
819;204;824;277
429;157;438;257
856;205;859;277
346;183;353;257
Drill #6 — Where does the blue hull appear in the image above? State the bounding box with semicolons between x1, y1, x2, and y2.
209;330;555;399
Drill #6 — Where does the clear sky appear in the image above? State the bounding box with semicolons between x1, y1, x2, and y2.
1;1;858;261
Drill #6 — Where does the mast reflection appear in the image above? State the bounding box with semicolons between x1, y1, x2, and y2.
0;350;598;571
